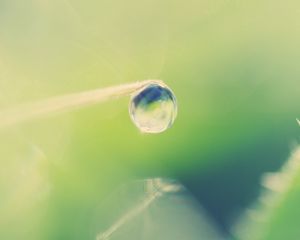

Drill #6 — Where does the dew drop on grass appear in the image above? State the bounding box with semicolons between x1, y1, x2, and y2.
129;82;177;133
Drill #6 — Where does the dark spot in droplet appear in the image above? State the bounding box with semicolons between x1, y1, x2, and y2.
133;84;174;108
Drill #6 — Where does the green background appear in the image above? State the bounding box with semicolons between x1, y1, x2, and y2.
0;0;299;239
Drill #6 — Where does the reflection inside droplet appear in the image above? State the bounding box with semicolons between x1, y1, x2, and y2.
129;81;177;133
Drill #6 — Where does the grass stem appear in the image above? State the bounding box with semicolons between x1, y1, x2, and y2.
0;80;162;128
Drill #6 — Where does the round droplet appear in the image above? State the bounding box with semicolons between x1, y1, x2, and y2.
129;81;177;133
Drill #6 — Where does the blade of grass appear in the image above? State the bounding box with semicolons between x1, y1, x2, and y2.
0;80;162;128
233;146;300;240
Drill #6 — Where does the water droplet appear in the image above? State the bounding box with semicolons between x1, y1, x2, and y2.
129;81;177;133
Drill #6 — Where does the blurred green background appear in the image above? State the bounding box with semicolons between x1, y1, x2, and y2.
0;0;299;239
